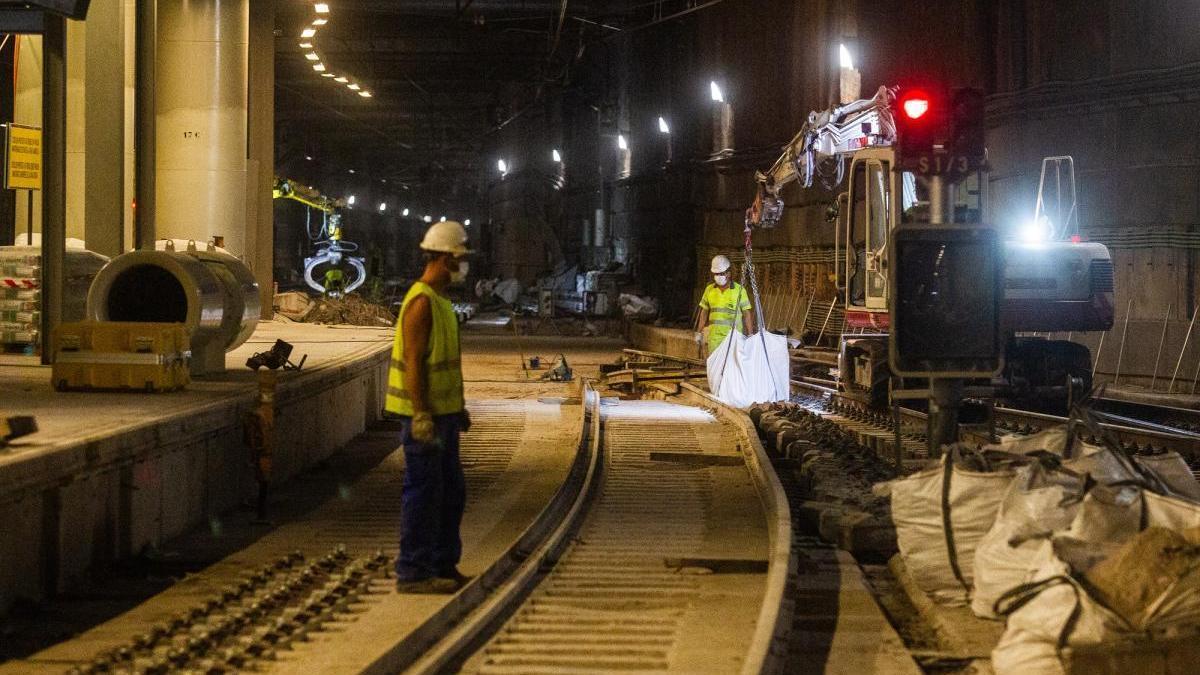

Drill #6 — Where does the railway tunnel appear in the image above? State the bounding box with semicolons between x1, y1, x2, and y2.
3;1;1200;673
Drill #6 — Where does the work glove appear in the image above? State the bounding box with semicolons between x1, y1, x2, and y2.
411;411;435;444
461;409;472;433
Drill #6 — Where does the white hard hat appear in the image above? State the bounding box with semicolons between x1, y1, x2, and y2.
711;254;732;274
419;220;472;256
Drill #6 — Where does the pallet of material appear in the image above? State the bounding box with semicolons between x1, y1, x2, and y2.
0;299;37;312
0;310;37;323
0;329;37;345
1;277;38;289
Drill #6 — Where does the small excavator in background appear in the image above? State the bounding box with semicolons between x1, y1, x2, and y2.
273;178;367;298
745;85;1114;412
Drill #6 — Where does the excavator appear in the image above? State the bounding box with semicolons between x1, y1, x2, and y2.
746;85;1114;412
273;178;367;298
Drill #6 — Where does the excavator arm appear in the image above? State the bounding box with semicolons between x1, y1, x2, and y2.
273;177;367;297
273;178;341;213
747;85;898;228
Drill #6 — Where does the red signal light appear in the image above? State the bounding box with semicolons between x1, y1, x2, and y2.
901;94;930;120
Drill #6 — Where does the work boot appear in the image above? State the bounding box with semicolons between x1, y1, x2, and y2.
395;576;459;595
438;568;472;589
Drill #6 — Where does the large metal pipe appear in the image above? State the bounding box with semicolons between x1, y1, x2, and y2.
87;243;259;375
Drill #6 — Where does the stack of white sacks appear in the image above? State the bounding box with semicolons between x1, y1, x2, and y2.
882;418;1200;674
0;248;40;348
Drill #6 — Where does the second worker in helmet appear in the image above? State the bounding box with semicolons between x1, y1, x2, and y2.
695;254;757;355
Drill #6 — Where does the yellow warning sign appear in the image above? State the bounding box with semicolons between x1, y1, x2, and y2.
6;124;41;190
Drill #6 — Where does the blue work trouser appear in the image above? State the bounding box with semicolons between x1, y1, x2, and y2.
395;413;467;581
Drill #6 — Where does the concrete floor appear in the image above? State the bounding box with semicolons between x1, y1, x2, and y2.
0;326;925;674
0;328;623;669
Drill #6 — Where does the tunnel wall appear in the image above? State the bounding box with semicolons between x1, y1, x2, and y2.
480;0;990;325
986;0;1200;387
478;1;1200;387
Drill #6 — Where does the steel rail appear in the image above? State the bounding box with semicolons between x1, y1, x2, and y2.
679;381;796;675
401;374;792;674
363;383;600;674
790;362;1200;458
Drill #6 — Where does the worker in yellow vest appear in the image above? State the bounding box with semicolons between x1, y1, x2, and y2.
695;254;757;355
387;220;472;594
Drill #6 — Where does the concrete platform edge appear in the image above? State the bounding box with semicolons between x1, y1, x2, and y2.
0;343;391;617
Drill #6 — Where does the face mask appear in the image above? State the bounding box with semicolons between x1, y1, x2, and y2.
451;259;469;283
714;274;728;286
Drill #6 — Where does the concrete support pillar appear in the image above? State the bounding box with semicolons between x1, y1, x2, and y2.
156;0;249;256
42;15;66;365
247;0;274;318
123;0;136;250
135;0;157;250
85;0;127;257
65;19;84;242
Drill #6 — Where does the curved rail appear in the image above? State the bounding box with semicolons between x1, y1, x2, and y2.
398;379;793;673
680;381;796;675
363;384;600;674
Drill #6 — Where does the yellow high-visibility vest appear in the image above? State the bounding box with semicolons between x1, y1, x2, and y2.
699;281;751;354
385;281;465;416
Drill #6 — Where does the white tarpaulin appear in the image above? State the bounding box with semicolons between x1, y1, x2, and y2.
705;330;790;408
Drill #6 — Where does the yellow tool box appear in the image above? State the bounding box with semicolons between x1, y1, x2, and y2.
52;321;191;392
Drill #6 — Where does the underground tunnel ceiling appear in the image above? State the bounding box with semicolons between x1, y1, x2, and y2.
274;0;704;210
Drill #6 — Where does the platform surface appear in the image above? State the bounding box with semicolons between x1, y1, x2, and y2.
0;320;392;457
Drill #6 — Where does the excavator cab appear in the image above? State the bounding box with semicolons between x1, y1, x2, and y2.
841;148;899;315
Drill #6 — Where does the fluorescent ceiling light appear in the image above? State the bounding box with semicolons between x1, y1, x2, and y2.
402;208;410;216
378;203;387;212
305;52;319;60
358;91;372;98
464;219;471;226
497;159;508;174
301;28;316;38
423;215;432;223
334;76;348;83
298;42;313;49
312;18;328;26
552;149;562;162
347;195;356;205
617;134;628;150
312;63;326;72
440;216;447;222
321;72;335;77
315;3;330;13
709;80;723;102
348;83;361;91
658;116;670;133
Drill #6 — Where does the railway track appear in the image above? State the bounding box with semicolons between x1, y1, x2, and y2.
789;378;1200;464
407;382;794;674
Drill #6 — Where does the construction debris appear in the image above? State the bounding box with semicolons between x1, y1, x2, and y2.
275;292;396;327
599;350;706;395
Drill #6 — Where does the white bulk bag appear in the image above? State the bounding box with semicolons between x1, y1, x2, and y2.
971;442;1146;619
706;330;790;409
970;463;1084;618
992;488;1200;675
991;539;1132;675
889;449;1016;605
